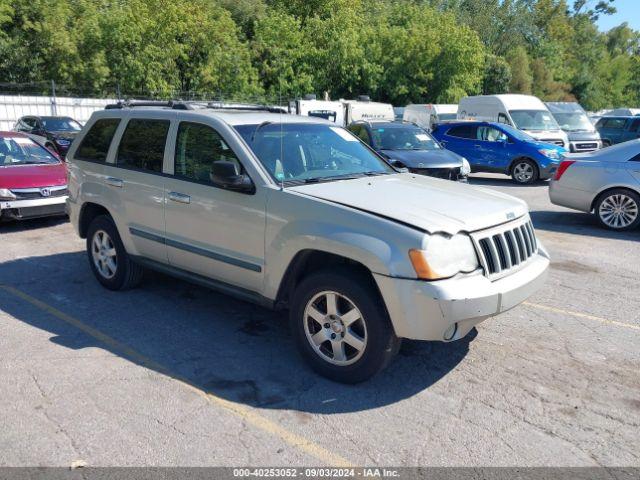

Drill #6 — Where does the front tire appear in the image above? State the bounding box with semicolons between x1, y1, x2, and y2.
595;189;640;231
290;268;400;383
86;215;144;290
511;159;539;184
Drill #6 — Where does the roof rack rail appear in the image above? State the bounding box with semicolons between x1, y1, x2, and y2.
104;100;194;110
205;102;288;114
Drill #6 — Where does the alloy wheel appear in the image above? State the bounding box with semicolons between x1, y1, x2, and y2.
303;291;368;366
598;194;639;229
91;229;118;279
513;162;534;183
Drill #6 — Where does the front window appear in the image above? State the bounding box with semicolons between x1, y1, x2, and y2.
509;110;560;131
552;112;594;132
0;137;60;166
235;123;394;184
371;126;441;151
41;117;82;132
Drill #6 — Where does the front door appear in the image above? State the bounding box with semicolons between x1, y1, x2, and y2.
475;125;512;171
163;121;266;293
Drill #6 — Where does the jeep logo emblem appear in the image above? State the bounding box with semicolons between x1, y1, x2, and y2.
506;212;515;220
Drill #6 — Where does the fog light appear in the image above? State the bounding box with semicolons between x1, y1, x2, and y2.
443;323;457;341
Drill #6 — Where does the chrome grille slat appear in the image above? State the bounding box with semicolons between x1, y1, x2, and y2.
471;216;539;280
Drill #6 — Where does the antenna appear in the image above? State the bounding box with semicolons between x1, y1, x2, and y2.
279;83;284;191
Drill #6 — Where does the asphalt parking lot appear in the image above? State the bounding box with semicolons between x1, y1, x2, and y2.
1;173;639;468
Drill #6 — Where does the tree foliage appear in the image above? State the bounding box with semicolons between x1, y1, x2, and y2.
0;0;637;109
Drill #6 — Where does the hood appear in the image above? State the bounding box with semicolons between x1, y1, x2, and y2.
288;174;528;235
563;130;600;142
0;162;67;189
524;129;567;141
379;149;463;169
49;131;78;141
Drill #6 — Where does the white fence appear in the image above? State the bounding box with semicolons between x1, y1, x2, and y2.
0;95;117;130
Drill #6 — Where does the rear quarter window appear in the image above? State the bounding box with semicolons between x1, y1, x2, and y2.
446;125;477;139
75;118;121;162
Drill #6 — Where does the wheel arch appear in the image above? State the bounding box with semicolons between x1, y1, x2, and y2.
508;156;539;175
78;202;114;238
590;185;640;212
275;249;381;310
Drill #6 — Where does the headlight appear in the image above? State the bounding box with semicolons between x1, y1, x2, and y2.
460;157;471;176
0;188;17;200
409;233;479;280
55;139;71;146
538;149;560;160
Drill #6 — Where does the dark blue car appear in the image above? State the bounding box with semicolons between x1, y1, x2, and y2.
431;121;567;184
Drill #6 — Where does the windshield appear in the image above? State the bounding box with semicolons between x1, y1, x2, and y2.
551;112;594;132
509;110;560;131
0;137;60;166
371;126;441;151
438;113;458;121
41;117;82;132
235;123;394;184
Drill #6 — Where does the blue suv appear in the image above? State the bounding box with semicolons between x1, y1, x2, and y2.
431;121;567;184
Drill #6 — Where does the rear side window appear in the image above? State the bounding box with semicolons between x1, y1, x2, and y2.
117;119;170;173
76;118;121;162
174;122;244;184
603;118;626;130
446;125;477;139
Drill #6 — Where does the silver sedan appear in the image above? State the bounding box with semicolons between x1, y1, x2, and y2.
549;139;640;230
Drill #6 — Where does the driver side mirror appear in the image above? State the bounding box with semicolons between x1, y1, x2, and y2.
210;161;255;194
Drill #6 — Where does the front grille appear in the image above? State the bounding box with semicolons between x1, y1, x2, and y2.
471;216;538;279
413;167;461;181
542;138;566;147
573;142;598;152
10;186;68;200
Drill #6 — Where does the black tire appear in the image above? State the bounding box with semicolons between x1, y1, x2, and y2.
602;140;611;148
86;215;144;290
594;188;640;231
511;158;539;184
289;267;400;384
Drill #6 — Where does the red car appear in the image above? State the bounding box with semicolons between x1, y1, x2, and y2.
0;132;68;221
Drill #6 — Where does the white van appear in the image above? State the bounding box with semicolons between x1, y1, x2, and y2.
289;97;346;126
341;96;395;125
403;104;458;131
458;94;569;149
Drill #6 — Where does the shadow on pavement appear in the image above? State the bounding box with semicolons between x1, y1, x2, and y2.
467;175;548;188
0;251;474;414
530;210;639;241
0;215;69;232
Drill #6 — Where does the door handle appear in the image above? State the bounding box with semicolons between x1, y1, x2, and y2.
105;177;123;188
474;144;482;148
168;191;191;204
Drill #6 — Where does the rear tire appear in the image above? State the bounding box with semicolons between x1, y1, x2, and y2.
289;268;400;383
86;215;144;290
511;159;539;184
594;189;640;231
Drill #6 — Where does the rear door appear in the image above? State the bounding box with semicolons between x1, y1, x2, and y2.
624;119;640;143
438;124;479;167
105;113;173;263
162;120;267;293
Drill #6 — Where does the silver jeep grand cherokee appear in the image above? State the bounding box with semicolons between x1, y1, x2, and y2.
66;101;549;383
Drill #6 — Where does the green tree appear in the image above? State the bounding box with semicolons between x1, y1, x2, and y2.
482;54;512;94
252;9;315;99
507;46;533;94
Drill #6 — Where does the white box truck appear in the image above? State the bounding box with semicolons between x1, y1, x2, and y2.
289;96;346;126
341;96;395;125
403;104;458;131
458;94;569;149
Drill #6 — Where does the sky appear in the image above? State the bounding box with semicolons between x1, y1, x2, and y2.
596;0;640;31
